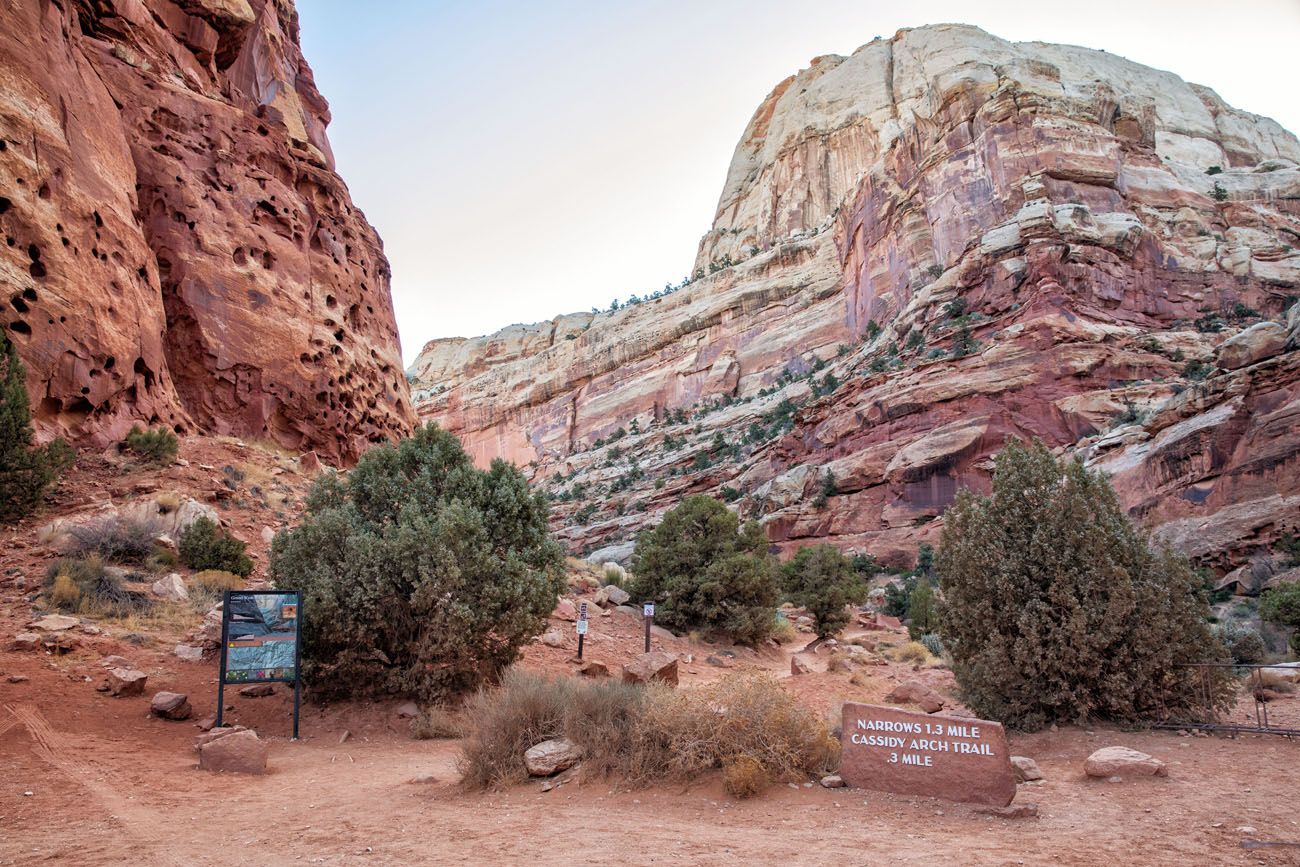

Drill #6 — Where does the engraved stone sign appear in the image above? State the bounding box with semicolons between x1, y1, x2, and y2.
839;702;1015;806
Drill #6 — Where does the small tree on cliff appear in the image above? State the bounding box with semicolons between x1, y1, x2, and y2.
630;495;779;644
0;334;72;524
782;544;869;638
937;439;1230;730
270;424;563;702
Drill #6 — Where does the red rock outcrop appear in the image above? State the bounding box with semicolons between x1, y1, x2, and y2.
410;25;1300;570
0;0;414;462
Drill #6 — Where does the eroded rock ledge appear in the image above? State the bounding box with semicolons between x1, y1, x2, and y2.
0;0;415;462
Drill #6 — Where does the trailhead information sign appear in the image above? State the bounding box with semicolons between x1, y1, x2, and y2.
839;702;1015;806
216;589;304;738
222;591;301;683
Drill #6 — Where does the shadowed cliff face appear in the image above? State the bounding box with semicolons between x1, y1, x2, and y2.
410;24;1300;570
0;0;414;462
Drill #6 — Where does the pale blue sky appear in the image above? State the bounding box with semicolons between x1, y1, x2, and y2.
296;1;1300;363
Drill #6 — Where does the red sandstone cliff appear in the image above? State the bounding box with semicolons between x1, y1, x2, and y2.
410;25;1300;570
0;0;415;462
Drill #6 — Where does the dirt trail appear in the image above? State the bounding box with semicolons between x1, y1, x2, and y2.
3;438;1300;865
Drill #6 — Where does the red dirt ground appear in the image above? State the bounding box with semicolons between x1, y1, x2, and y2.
2;439;1299;865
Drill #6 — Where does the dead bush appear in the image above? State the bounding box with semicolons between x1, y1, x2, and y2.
411;705;468;740
64;515;160;564
44;555;151;618
826;651;852;673
49;573;80;610
881;641;934;665
458;670;835;796
189;569;244;611
722;754;767;798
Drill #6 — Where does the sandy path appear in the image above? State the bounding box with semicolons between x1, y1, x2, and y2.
3;695;1300;866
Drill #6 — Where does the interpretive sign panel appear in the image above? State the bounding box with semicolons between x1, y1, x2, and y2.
221;590;302;683
839;702;1015;806
216;590;303;738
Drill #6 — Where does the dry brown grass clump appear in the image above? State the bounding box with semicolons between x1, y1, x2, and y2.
411;705;468;740
881;641;936;666
189;569;243;610
458;670;836;797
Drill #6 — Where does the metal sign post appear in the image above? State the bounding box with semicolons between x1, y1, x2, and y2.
214;589;304;740
643;602;654;653
576;601;588;660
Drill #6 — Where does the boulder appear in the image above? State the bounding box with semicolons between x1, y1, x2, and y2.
150;692;192;720
603;585;630;607
8;632;40;652
239;683;275;698
540;630;566;648
396;702;420;719
173;644;205;662
31;614;79;632
106;668;148;697
554;598;578;621
195;725;247;748
524;738;584;776
298;451;321;474
198;729;267;774
1010;756;1044;782
1217;321;1288;370
576;660;609;678
974;802;1039;819
791;656;812;675
820;774;845;788
884;681;945;714
150;573;188;602
100;655;133;668
1084;746;1167;779
622;651;678;686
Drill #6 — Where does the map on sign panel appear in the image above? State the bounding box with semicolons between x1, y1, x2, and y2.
224;591;299;683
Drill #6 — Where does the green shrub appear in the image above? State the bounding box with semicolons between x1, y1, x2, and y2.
782;544;868;638
906;579;939;639
1183;359;1213;381
0;335;72;523
937;439;1232;730
123;425;179;464
1259;583;1300;655
1212;621;1267;665
178;517;252;577
882;576;915;618
270;424;563;703
812;470;836;509
919;632;945;657
629;495;779;644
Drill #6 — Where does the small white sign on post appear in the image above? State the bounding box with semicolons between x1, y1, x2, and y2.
575;620;588;635
643;602;655;617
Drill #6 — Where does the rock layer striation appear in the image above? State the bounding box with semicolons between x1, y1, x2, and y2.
410;25;1300;569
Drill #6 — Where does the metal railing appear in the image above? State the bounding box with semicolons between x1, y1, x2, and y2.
1151;663;1300;738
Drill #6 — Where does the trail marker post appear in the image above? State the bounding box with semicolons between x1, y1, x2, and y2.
576;602;588;659
643;602;654;653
